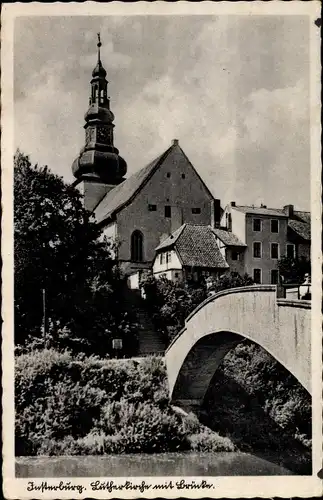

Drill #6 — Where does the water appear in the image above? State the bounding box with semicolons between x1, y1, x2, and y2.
16;452;294;477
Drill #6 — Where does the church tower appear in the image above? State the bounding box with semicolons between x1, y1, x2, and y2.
72;34;127;211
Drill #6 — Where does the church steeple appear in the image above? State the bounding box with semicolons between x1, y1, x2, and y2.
72;33;127;196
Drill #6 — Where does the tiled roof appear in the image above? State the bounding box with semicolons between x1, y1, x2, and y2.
232;205;288;217
155;225;186;251
156;224;229;269
288;211;311;241
211;227;247;247
294;210;311;225
94;147;172;223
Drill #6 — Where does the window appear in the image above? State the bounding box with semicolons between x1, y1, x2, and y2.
232;250;239;261
166;172;171;178
148;204;157;212
166;251;172;264
174;272;179;278
131;230;143;262
287;244;295;259
271;243;279;259
181;174;185;179
160;253;164;265
253;242;262;258
253;218;262;232
192;207;201;214
271;219;279;233
165;206;171;218
253;268;262;284
271;269;279;284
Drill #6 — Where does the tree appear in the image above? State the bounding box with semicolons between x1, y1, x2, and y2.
278;256;310;284
207;272;254;294
141;272;254;346
140;275;208;344
14;151;138;355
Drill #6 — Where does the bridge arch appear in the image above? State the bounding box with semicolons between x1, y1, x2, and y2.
165;285;311;411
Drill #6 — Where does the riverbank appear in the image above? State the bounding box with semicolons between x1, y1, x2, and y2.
15;350;234;456
15;348;311;474
16;452;294;477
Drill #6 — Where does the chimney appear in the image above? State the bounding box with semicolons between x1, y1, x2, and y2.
172;139;179;146
283;204;294;217
230;201;236;207
210;199;221;228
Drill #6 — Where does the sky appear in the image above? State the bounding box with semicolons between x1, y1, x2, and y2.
14;14;311;210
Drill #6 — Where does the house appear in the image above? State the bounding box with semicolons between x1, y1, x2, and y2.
71;39;221;276
71;38;310;287
218;202;310;284
152;224;229;283
211;227;247;277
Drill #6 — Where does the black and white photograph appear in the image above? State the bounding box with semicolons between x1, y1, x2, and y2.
1;2;322;498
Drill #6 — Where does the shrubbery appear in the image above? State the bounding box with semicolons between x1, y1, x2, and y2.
140;276;207;344
15;350;234;455
202;341;312;458
140;272;254;345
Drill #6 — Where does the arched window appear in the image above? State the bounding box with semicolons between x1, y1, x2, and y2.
131;230;144;262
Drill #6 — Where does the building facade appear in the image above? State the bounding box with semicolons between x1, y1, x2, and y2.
219;203;310;284
72;39;221;276
71;39;310;285
152;224;229;283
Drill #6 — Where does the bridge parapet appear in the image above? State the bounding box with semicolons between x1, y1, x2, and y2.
166;285;311;409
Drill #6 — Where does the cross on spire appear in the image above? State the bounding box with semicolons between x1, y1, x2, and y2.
97;32;102;62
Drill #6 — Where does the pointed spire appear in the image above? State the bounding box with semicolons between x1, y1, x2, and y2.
92;32;107;78
97;32;102;63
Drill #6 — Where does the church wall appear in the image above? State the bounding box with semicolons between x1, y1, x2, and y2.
115;146;215;264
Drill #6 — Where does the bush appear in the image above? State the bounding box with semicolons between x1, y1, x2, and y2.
188;431;235;452
202;340;312;453
15;350;233;455
140;276;207;344
207;272;254;294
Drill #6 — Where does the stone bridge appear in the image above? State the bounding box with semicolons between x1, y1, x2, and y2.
165;285;311;411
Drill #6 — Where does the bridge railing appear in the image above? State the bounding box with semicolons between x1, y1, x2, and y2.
277;282;311;300
166;284;311;353
166;285;276;352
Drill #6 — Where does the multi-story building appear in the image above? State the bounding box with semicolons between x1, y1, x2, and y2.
71;37;221;276
71;38;310;286
217;202;310;284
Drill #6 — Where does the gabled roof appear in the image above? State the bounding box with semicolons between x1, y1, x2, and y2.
155;225;186;251
288;211;311;241
211;227;247;247
94;141;215;224
94;147;171;223
288;219;311;241
232;205;288;218
155;224;229;269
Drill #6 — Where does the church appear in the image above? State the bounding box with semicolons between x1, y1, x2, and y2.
72;37;310;286
72;37;222;277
